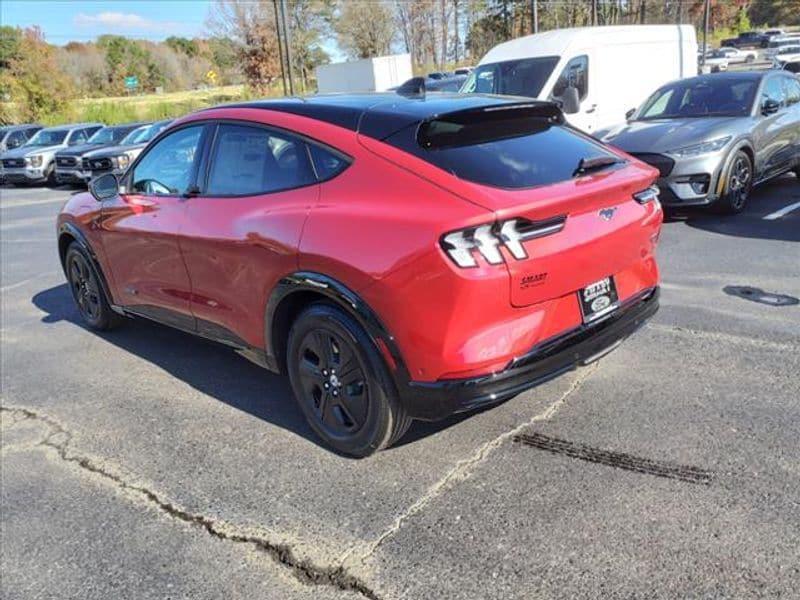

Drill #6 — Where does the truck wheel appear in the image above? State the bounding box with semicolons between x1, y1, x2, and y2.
715;150;752;215
287;303;412;457
65;242;122;331
45;163;56;187
745;54;755;63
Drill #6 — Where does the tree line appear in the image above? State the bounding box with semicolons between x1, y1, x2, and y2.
2;0;798;123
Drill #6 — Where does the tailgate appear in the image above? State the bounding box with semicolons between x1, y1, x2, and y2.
464;165;661;308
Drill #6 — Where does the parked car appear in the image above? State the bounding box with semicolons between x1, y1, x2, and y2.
55;122;148;186
57;93;662;456
425;74;468;92
461;25;697;133
596;71;800;214
0;124;42;183
0;124;42;153
715;46;759;63
783;60;800;74
702;50;730;72
427;71;449;80
80;119;172;180
766;36;800;58
721;31;768;49
764;29;786;42
0;123;103;186
453;66;473;76
772;45;800;66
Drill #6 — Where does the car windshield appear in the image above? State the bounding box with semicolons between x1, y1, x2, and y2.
461;56;559;98
636;78;758;120
25;129;67;146
121;125;152;145
88;127;132;145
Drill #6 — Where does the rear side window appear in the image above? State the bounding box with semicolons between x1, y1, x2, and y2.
308;144;349;180
206;124;316;196
386;108;617;189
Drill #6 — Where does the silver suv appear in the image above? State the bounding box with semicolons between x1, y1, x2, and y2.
0;123;103;185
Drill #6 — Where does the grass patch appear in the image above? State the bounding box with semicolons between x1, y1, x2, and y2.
37;84;276;126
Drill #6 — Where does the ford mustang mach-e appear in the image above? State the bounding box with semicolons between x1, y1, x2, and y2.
57;93;662;456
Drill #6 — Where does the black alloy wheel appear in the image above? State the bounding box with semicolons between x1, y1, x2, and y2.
717;151;752;215
296;328;369;437
287;303;411;457
65;242;121;331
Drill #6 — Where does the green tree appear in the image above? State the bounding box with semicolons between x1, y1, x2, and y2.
0;25;21;69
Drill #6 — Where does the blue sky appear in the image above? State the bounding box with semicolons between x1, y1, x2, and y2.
1;0;213;43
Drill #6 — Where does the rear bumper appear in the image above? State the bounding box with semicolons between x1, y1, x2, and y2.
398;286;659;420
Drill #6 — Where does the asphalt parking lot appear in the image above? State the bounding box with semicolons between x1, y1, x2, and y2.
2;177;799;599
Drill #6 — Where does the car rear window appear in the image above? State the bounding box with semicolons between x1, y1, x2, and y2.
384;105;617;189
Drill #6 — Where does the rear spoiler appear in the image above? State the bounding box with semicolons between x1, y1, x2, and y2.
417;102;565;150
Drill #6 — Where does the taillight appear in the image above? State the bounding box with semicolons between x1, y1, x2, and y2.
633;185;660;204
441;216;566;268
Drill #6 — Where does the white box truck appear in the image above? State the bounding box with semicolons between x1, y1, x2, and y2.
316;54;413;94
461;25;697;133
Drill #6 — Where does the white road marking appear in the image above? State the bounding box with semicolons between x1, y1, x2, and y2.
763;201;800;221
0;271;58;293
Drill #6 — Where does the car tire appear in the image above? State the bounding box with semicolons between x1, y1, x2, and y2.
715;150;753;215
64;242;122;331
746;54;755;63
287;302;412;457
45;163;56;187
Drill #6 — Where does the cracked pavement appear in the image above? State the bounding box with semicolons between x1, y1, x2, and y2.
2;177;799;599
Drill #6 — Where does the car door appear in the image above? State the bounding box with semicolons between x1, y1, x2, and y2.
179;121;323;350
780;75;800;171
752;75;792;181
98;123;208;326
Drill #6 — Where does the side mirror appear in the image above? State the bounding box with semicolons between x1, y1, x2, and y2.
761;98;781;116
89;173;119;201
625;108;636;120
560;85;581;114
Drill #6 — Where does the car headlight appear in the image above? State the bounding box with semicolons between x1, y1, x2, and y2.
667;136;732;158
27;155;43;167
115;154;130;169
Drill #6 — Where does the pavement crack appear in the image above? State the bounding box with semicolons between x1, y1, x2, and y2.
341;362;599;570
0;405;381;600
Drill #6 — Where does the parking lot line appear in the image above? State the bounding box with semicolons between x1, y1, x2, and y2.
763;201;800;221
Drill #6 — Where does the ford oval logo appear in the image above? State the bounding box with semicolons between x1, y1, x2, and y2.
599;207;617;221
591;295;611;312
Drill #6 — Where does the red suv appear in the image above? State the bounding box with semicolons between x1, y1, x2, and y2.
57;94;662;456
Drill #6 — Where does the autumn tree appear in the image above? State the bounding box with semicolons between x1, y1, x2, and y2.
0;27;74;123
208;0;282;93
335;0;396;60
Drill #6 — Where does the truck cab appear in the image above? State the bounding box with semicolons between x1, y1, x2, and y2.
460;25;697;134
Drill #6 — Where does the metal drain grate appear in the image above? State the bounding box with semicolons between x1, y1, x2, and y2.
513;432;713;485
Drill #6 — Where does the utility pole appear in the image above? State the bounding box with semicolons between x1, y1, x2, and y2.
531;0;538;34
591;0;598;26
279;0;294;96
272;0;287;97
702;0;710;65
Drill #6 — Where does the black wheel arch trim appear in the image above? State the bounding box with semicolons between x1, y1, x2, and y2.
58;222;117;307
264;271;411;382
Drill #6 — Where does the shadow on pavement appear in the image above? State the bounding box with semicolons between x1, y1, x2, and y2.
31;283;466;454
666;176;800;243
